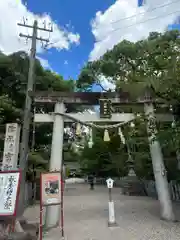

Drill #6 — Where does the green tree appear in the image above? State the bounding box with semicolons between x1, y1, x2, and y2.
79;129;128;177
77;30;180;180
0;51;76;171
77;30;180;101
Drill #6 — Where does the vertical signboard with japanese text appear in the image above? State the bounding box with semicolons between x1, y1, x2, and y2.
41;172;61;206
2;123;21;170
99;99;112;119
0;171;21;217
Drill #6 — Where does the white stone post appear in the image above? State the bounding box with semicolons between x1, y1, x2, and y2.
45;102;65;228
144;103;175;221
106;178;117;226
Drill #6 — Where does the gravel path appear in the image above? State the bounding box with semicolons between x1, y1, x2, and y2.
25;184;180;240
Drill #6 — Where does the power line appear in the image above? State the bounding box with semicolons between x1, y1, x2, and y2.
96;10;180;43
46;3;180;49
93;0;180;30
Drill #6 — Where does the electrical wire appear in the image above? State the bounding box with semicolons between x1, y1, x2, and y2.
41;1;180;49
95;9;180;43
93;0;180;29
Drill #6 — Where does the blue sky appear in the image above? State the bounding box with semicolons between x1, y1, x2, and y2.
24;0;180;82
22;0;115;80
1;0;180;88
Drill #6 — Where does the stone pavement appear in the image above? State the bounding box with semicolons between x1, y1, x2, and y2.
24;184;180;240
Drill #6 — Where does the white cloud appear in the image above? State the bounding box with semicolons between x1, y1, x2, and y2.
0;0;80;55
90;0;180;60
98;75;116;91
68;33;80;45
64;60;68;65
37;56;52;70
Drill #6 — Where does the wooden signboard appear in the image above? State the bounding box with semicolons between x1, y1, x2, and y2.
2;123;20;170
0;170;21;218
40;172;61;206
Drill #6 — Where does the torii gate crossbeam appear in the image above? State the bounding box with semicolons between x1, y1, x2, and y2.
34;112;173;123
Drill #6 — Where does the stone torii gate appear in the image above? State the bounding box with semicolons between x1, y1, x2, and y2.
34;91;174;227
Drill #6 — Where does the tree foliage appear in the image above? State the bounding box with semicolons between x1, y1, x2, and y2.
1;30;180;180
77;30;180;180
78;30;180;101
0;51;75;171
79;129;128;177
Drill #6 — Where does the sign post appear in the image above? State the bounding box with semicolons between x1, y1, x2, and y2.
39;172;63;240
60;169;64;238
106;178;117;227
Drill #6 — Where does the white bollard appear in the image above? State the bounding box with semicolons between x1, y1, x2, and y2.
106;178;117;227
108;201;116;226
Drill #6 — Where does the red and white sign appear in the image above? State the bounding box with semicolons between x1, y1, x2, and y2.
40;172;61;206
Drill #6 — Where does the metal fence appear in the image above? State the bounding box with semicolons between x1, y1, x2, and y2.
95;177;180;201
169;181;180;201
143;180;180;201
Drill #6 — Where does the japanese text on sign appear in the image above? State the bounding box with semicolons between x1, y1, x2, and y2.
0;172;20;216
41;172;61;206
2;124;20;170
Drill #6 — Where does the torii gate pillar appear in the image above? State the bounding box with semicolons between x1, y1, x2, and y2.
45;102;65;228
144;103;174;221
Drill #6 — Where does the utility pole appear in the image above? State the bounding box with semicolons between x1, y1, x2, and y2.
17;19;53;215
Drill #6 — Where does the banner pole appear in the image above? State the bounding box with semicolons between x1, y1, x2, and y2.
39;174;43;240
60;171;64;238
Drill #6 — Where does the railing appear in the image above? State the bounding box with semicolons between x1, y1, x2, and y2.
95;177;180;201
143;180;180;201
169;181;180;201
